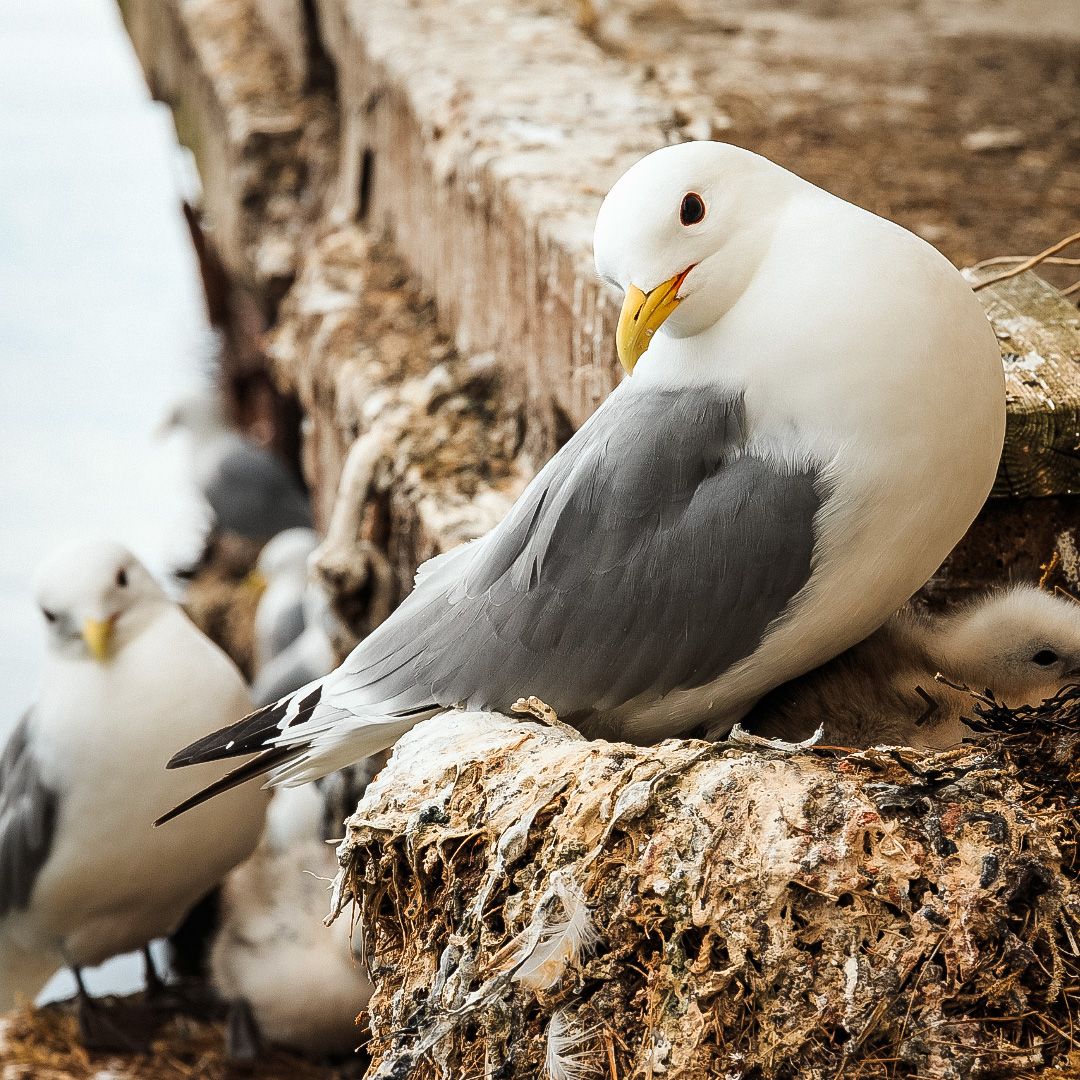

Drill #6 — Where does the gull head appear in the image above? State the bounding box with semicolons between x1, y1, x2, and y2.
939;586;1080;708
256;527;319;584
34;540;170;664
594;141;803;374
244;526;319;599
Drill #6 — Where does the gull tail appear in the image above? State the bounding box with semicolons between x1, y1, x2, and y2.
157;676;439;825
154;746;293;826
166;683;327;769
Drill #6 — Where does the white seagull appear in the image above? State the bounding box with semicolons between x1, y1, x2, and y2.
746;585;1080;749
210;772;376;1060
0;541;269;1039
161;391;312;542
251;526;321;674
251;578;338;708
158;141;1005;817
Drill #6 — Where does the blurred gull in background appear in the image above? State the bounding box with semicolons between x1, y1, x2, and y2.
160;390;312;544
0;0;208;713
251;527;320;672
0;541;268;1045
211;768;376;1060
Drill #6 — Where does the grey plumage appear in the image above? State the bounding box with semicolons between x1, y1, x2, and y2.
161;393;311;543
258;595;307;665
252;631;333;708
204;441;311;542
350;385;821;721
165;382;825;802
0;712;58;919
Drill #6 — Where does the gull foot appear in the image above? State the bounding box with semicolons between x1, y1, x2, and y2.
511;697;586;740
225;997;265;1064
76;996;161;1053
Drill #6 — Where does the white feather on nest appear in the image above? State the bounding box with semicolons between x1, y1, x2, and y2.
512;874;600;992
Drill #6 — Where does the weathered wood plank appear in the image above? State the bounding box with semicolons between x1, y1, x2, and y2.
969;268;1080;498
120;0;335;306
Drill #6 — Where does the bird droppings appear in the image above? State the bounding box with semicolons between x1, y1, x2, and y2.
330;707;1080;1079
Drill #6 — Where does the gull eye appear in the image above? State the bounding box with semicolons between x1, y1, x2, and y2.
42;609;57;624
680;192;706;226
1032;649;1059;666
116;567;128;588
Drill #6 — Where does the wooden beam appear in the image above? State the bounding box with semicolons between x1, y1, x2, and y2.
970;269;1080;498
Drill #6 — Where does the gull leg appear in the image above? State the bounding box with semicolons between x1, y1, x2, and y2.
143;944;167;999
71;966;151;1053
511;696;586;741
143;942;219;1019
225;997;265;1063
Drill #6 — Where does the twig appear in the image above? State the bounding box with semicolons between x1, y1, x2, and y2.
971;230;1080;292
970;255;1080;270
605;1030;619;1080
1040;550;1061;589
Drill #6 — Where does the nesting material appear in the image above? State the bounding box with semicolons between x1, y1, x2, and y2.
331;710;1080;1079
0;1005;343;1080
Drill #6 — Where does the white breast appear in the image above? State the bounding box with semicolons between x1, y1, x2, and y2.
623;190;1004;740
20;607;269;967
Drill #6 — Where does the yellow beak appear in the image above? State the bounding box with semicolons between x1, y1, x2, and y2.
82;617;116;663
242;569;268;598
615;266;694;375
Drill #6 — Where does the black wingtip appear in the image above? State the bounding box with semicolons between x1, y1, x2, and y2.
166;698;292;770
154;746;295;827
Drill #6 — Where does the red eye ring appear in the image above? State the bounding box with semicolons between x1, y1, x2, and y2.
680;192;706;226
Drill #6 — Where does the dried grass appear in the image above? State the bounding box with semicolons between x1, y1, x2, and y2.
0;1003;347;1080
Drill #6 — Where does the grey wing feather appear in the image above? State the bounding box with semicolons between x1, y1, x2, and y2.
0;712;58;918
166;382;825;800
206;440;312;541
324;382;823;723
261;598;307;663
252;636;329;707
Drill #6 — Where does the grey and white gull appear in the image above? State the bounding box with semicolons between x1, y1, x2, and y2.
157;140;1006;817
161;391;311;543
0;541;268;1039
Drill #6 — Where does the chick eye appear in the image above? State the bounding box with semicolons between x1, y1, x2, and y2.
1032;649;1059;666
680;192;706;226
116;568;128;588
42;609;57;624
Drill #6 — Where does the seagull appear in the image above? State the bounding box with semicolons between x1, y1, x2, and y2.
210;767;377;1060
0;541;269;1042
745;585;1080;749
157;140;1005;818
161;391;312;542
252;527;321;673
251;577;338;708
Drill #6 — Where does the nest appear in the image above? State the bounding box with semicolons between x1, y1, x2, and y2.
331;708;1080;1080
0;1004;342;1080
964;683;1080;884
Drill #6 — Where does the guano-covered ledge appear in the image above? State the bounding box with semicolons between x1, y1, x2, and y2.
330;707;1080;1079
